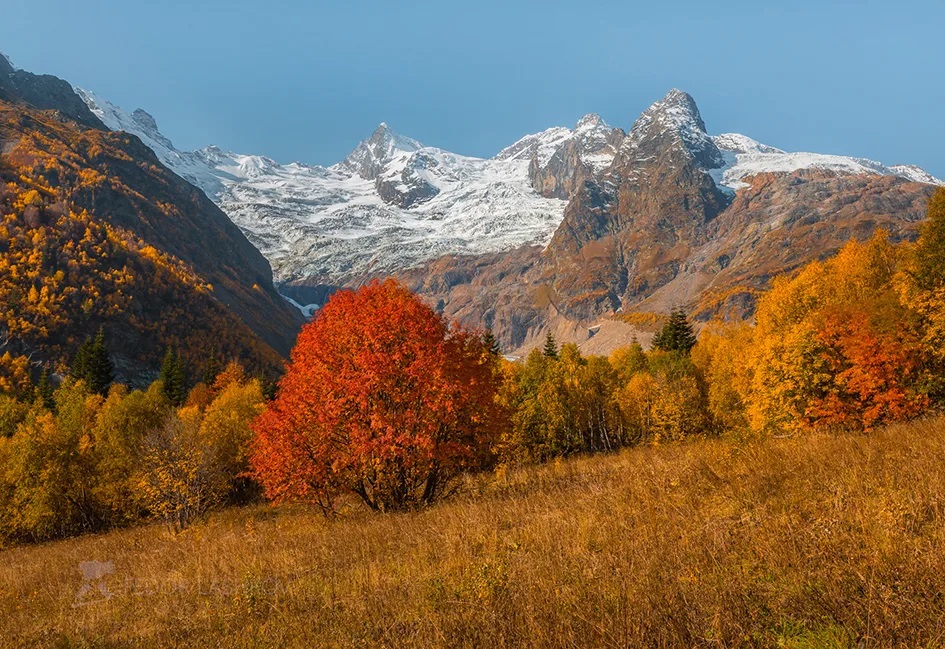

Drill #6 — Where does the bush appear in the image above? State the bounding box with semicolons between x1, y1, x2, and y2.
136;372;264;528
0;365;264;542
499;345;624;461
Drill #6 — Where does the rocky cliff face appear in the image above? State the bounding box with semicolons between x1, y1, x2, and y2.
543;90;732;320
338;123;442;208
526;114;625;200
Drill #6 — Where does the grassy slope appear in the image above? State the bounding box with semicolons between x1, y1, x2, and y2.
4;420;945;648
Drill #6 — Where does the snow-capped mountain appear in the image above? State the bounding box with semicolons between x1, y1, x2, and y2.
497;113;621;174
77;87;943;294
400;89;944;353
79;88;579;282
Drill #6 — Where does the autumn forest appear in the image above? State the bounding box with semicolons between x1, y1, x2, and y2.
0;188;942;545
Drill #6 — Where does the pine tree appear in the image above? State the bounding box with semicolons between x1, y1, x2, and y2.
542;332;558;359
86;327;114;396
202;352;220;386
160;347;187;406
652;308;697;354
71;336;93;381
71;327;113;396
36;367;54;410
482;329;501;356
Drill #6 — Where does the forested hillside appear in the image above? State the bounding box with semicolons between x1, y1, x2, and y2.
0;96;300;385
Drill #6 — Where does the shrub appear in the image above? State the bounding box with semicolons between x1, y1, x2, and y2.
136;370;264;528
137;411;229;530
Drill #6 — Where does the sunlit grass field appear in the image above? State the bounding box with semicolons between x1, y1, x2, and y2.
4;419;945;648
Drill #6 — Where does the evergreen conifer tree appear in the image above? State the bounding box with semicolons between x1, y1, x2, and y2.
86;327;113;396
542;332;558;359
160;347;187;406
482;329;501;356
71;337;92;381
652;308;697;354
202;351;220;386
36;367;54;410
71;328;113;396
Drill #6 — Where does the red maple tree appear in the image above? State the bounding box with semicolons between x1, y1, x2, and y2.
250;279;505;513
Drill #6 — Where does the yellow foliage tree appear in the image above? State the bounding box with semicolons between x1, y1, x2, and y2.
91;382;171;525
691;323;755;434
750;232;924;433
136;370;264;528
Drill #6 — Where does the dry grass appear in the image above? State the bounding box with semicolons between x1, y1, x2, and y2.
4;419;945;648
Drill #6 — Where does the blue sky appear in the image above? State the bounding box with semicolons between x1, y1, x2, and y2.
1;0;942;177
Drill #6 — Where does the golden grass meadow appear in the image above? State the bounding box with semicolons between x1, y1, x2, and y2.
4;418;945;648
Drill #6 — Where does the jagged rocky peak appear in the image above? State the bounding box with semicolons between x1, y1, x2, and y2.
129;108;175;150
507;114;624;200
341;122;424;180
575;113;607;131
571;113;625;169
0;51;15;75
620;88;724;170
338;122;444;208
131;108;160;133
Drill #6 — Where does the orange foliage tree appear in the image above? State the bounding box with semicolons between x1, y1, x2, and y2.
250;280;505;513
806;311;927;429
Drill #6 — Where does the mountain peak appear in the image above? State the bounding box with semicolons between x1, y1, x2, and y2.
369;122;421;150
343;122;424;180
662;87;697;105
0;51;15;74
75;88;175;150
639;88;708;137
131;108;160;132
575;113;608;131
619;89;723;169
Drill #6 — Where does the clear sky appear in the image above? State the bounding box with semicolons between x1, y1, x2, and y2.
1;0;942;177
